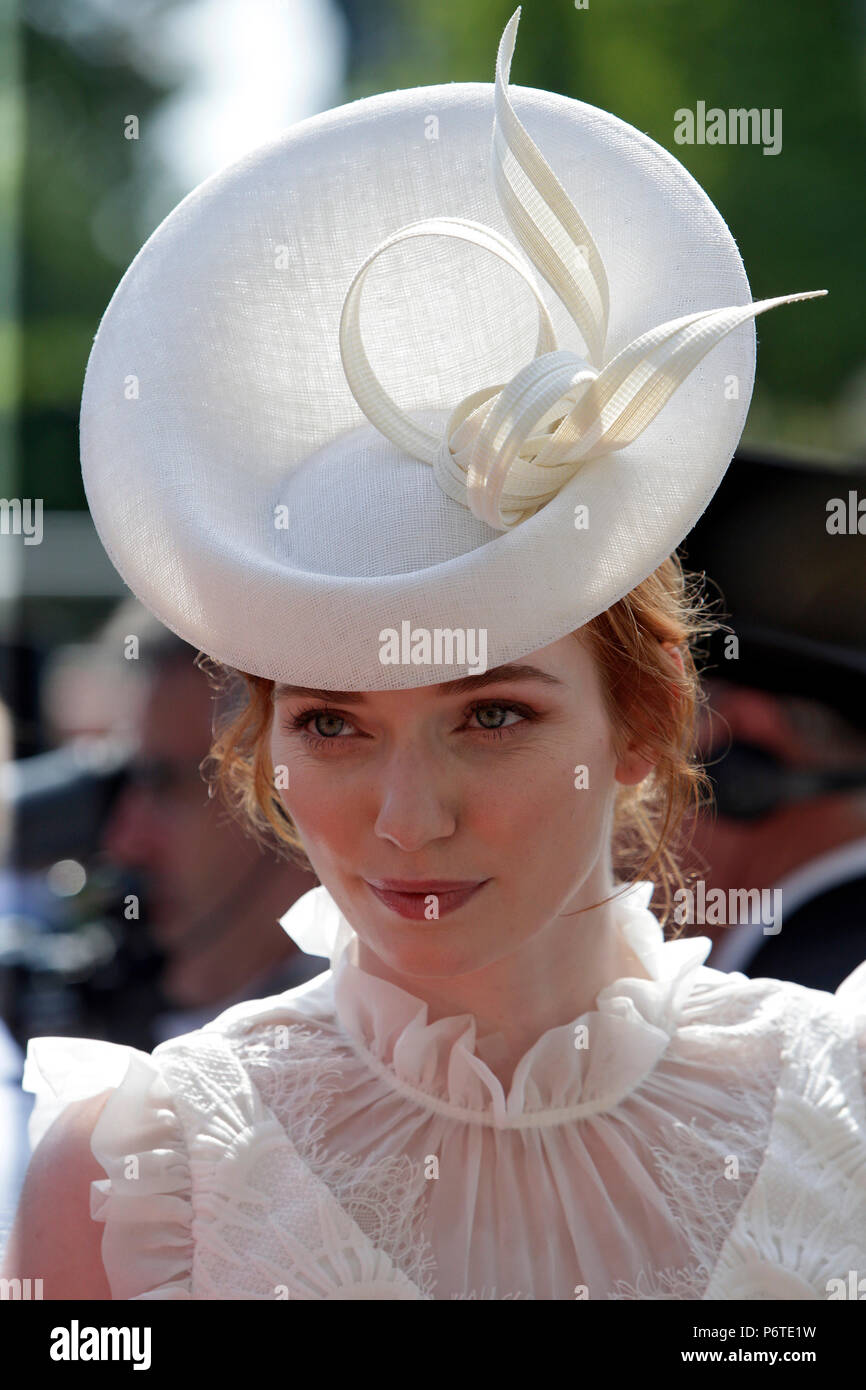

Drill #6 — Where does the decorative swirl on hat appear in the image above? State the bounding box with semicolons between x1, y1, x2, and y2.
339;7;826;532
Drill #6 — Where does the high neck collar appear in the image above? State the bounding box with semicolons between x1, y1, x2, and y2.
278;882;712;1128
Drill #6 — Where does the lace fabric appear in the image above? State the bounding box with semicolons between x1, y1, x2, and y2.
224;998;784;1300
228;1022;438;1299
19;889;866;1300
702;972;866;1300
116;967;790;1299
607;1058;784;1299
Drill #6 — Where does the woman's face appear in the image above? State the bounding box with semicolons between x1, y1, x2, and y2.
269;634;652;978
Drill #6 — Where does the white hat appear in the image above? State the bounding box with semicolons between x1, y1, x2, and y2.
79;7;825;690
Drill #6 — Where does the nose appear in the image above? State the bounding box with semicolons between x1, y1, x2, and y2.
373;742;457;852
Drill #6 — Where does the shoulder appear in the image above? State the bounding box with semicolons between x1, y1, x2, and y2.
701;961;866;1298
713;959;866;1119
677;958;866;1113
4;999;338;1304
676;960;812;1048
16;1035;198;1300
166;968;345;1080
3;1089;114;1299
684;955;866;1034
196;966;337;1043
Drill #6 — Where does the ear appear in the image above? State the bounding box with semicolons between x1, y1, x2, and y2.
664;642;685;680
614;641;684;788
614;746;656;787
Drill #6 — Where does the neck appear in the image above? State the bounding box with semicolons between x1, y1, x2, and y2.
354;856;652;1086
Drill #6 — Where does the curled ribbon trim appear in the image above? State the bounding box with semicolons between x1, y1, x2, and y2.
338;7;827;531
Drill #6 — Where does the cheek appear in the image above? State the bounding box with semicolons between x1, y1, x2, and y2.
269;730;360;856
467;720;618;848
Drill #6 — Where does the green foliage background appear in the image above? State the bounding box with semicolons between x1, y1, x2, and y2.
345;0;865;461
6;0;865;511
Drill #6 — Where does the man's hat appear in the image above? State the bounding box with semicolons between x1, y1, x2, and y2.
681;448;866;732
79;8;825;688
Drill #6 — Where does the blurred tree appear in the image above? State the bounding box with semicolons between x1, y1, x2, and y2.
11;0;866;524
335;0;865;459
18;0;194;509
0;0;21;500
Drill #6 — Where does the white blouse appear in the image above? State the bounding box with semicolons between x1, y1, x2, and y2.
22;881;866;1300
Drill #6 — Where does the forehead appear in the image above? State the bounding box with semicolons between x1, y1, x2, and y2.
271;643;589;705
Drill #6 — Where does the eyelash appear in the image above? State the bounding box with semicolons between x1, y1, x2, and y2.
280;700;538;751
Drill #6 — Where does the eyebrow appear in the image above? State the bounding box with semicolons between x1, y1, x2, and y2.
272;663;566;704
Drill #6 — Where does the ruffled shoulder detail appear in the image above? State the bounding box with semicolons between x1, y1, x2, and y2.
146;1026;433;1299
22;1036;193;1301
22;1036;136;1151
835;956;866;1015
703;967;866;1299
834;958;866;1126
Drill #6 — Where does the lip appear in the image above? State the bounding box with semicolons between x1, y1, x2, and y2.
367;878;485;892
364;878;489;921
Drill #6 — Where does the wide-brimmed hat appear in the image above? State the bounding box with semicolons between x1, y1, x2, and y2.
79;7;825;688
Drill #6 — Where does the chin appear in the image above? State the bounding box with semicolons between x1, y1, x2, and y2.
373;945;497;981
358;917;513;981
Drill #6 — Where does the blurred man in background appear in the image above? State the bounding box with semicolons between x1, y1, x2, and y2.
0;602;326;1250
1;598;325;1055
680;450;866;989
0;696;34;1253
95;599;326;1042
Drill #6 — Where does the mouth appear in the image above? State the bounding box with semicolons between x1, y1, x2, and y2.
363;878;489;921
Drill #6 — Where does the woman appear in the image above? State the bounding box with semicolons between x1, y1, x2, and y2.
5;9;862;1299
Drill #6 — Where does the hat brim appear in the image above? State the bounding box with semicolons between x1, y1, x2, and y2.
81;79;755;688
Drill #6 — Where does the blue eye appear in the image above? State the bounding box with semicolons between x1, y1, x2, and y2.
280;699;536;750
309;711;349;738
281;707;355;745
468;701;523;731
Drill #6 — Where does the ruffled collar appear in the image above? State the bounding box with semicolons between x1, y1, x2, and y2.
278;882;712;1128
